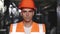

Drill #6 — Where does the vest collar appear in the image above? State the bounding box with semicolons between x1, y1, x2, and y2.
16;21;39;32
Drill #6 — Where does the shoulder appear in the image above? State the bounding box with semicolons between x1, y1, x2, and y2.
38;23;46;32
38;23;46;26
33;22;46;29
33;22;45;26
10;21;23;26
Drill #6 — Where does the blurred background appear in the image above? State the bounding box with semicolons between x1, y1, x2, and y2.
57;0;60;34
0;0;57;34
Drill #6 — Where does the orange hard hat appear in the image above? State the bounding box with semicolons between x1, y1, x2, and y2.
18;0;36;9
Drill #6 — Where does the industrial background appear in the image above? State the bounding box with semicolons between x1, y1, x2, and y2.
0;0;57;34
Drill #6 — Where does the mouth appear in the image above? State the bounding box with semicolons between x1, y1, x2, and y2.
26;17;29;19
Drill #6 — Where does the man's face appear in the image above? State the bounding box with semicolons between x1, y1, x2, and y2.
21;8;34;22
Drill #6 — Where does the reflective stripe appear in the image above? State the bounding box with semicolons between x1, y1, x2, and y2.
9;32;25;34
31;32;45;34
39;24;46;34
12;24;17;32
9;32;45;34
39;24;43;32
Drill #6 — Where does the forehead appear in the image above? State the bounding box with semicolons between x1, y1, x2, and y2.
22;8;33;11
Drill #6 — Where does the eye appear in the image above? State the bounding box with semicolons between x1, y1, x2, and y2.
22;11;27;12
29;10;33;12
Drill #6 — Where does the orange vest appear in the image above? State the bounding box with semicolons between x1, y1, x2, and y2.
9;21;46;34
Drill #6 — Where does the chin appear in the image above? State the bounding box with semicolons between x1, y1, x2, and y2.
26;20;30;22
25;19;31;22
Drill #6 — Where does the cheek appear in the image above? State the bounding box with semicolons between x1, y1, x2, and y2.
30;12;34;16
29;13;34;17
22;13;26;17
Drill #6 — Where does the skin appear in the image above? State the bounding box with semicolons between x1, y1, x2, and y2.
21;8;34;27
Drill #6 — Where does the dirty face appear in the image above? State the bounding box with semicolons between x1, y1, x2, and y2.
21;8;34;22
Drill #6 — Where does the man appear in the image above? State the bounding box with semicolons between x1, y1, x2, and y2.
9;0;46;34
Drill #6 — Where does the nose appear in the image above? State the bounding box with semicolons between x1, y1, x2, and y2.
26;12;29;16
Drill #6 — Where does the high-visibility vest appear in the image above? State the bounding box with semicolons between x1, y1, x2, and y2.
9;21;46;34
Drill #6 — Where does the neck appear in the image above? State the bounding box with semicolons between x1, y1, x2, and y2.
23;20;33;27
